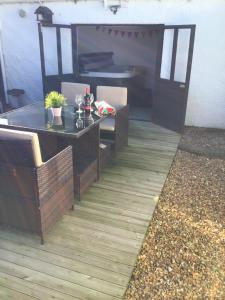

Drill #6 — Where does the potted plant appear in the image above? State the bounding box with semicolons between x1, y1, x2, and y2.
45;91;67;117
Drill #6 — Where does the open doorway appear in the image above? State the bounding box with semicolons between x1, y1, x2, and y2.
77;25;161;122
38;23;195;132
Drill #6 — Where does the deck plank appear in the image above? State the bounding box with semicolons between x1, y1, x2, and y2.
0;239;129;287
0;121;179;299
0;230;133;276
0;285;36;300
0;249;125;298
0;271;78;300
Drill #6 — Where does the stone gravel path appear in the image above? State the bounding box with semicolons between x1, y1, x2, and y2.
124;128;225;299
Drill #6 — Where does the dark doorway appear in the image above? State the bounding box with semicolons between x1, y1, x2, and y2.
38;23;161;116
76;24;163;123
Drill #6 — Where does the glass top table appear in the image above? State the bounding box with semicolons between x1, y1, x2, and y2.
0;102;104;139
0;102;106;199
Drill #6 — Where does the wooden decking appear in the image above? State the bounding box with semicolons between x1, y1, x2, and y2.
0;120;180;300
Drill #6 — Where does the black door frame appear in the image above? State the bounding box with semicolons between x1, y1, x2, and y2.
153;24;195;132
0;57;6;109
155;25;195;88
38;23;79;96
38;23;164;96
38;22;195;132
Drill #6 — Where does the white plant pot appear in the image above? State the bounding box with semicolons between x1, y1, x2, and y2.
51;107;62;117
52;116;63;126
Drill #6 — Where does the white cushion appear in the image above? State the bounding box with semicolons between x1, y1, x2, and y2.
0;128;43;167
61;82;90;105
100;118;115;132
96;86;127;108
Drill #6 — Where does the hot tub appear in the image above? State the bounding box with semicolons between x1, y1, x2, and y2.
80;64;139;79
78;52;141;102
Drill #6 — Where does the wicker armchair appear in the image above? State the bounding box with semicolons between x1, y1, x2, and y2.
96;86;129;153
61;82;90;104
0;128;74;243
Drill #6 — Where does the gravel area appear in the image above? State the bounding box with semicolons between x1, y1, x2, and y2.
124;128;225;299
179;126;225;159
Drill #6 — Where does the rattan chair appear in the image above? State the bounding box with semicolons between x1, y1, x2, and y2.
61;82;90;105
0;128;74;243
96;86;129;153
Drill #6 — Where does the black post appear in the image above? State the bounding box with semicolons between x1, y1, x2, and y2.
38;23;46;97
0;59;6;111
71;24;79;79
56;27;63;76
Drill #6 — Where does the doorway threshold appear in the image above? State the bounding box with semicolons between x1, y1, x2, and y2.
129;106;152;122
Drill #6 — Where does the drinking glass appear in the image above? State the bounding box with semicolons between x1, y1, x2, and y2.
90;93;94;111
76;118;84;129
76;113;84;129
75;94;83;113
87;113;94;126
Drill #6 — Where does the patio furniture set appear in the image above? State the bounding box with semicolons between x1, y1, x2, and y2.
0;83;129;243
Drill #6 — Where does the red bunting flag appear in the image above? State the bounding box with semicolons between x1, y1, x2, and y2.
128;32;132;38
98;29;153;39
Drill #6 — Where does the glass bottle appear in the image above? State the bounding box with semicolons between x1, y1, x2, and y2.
84;87;91;113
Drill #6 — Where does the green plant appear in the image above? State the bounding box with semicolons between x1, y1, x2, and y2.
45;91;67;109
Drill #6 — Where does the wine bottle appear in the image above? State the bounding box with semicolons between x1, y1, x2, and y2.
84;87;91;113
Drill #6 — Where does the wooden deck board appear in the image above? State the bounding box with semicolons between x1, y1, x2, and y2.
0;121;179;299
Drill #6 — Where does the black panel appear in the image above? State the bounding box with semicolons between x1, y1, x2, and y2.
153;81;186;132
152;25;196;133
0;59;6;106
44;74;75;95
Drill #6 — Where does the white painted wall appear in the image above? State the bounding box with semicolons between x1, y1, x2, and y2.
0;0;224;129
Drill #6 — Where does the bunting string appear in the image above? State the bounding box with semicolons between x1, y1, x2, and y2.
95;26;158;39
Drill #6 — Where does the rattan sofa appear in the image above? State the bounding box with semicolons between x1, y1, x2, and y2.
0;128;74;243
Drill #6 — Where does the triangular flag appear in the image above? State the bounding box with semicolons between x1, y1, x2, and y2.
135;32;139;38
128;32;132;38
